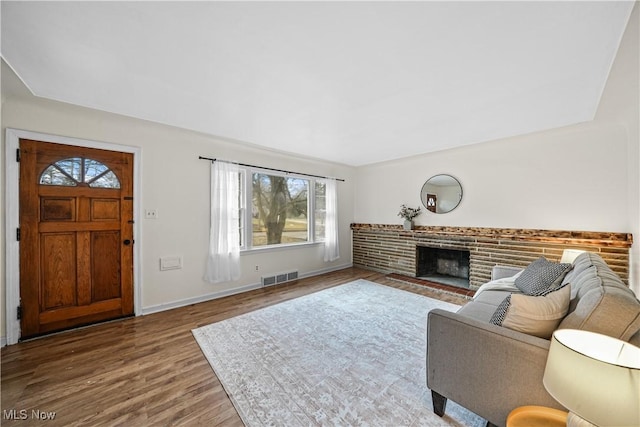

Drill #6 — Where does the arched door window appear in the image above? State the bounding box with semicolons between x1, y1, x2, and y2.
39;157;121;188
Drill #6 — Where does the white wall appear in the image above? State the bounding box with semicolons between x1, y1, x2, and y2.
0;63;354;339
354;5;639;294
355;121;629;230
597;5;639;296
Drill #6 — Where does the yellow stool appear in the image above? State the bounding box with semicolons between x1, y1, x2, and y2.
507;406;568;427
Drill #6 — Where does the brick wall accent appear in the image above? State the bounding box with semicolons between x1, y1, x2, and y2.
351;224;633;289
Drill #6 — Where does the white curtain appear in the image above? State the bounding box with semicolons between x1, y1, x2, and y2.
323;178;340;262
204;161;241;283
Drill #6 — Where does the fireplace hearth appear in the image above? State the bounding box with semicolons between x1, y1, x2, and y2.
416;246;470;289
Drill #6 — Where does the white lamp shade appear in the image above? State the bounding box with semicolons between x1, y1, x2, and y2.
543;329;640;427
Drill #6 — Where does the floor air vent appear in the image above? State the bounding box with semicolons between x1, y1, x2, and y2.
261;270;299;287
261;276;277;287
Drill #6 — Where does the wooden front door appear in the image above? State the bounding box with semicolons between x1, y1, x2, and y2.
19;140;134;339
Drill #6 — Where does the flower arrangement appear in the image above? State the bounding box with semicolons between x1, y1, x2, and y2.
397;204;422;221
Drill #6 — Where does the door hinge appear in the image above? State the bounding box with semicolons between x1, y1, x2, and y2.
17;306;22;320
16;228;21;242
16;148;21;162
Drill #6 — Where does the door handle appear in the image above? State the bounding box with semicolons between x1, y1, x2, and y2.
123;239;132;246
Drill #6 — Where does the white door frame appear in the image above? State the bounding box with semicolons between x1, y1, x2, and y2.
4;128;142;345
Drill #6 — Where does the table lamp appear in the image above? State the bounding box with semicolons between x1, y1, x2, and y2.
543;329;640;427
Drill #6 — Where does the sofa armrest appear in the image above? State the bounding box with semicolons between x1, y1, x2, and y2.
491;265;522;280
426;309;564;427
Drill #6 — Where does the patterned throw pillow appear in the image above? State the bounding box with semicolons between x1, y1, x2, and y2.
489;284;571;339
489;295;512;326
514;257;572;295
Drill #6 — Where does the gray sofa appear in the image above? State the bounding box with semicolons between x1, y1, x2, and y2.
426;252;640;427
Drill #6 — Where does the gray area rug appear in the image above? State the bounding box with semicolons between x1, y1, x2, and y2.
192;279;486;426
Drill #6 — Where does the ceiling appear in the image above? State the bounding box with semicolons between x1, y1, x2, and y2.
1;1;634;166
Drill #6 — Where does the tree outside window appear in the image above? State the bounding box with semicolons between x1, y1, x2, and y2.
239;168;326;250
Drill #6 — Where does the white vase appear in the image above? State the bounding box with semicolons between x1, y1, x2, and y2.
403;219;413;230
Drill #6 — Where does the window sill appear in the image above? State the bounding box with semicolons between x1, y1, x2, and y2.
241;241;323;255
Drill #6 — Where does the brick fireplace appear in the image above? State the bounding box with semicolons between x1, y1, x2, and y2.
350;224;632;290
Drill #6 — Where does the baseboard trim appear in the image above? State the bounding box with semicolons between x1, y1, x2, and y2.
1;336;7;347
141;263;353;316
141;283;262;315
299;262;353;279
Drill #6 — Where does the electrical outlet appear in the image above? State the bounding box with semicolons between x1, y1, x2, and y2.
145;209;158;219
255;265;259;271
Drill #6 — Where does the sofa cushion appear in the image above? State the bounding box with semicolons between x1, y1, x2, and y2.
515;257;572;295
558;252;640;341
489;284;571;339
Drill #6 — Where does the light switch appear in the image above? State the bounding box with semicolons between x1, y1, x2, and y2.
160;256;182;271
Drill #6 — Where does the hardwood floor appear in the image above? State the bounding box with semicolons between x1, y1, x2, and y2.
1;267;469;426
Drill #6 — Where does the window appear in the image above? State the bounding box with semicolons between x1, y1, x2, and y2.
40;157;120;188
240;168;326;250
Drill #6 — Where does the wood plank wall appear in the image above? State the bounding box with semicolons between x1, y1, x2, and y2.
351;224;633;289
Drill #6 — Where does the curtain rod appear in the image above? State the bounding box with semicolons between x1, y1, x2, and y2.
198;156;345;182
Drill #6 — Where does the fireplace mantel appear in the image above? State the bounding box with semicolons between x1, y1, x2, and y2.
350;223;632;289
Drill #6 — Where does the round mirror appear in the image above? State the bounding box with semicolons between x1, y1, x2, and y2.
420;174;463;214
